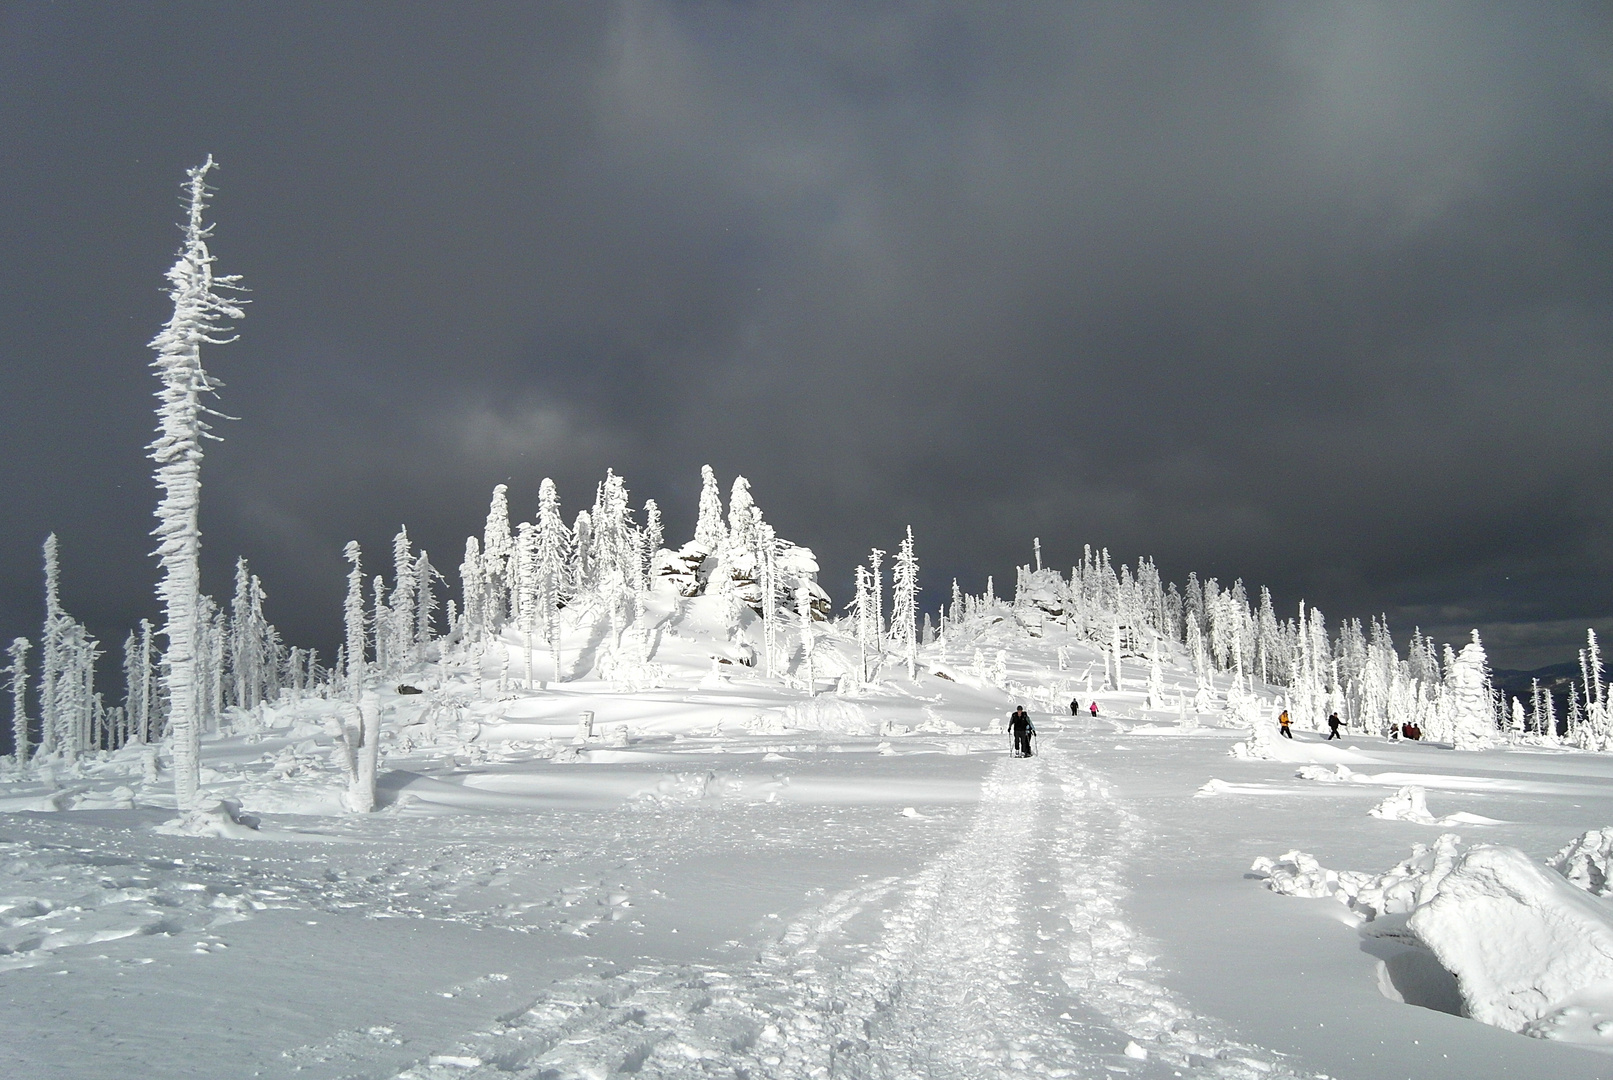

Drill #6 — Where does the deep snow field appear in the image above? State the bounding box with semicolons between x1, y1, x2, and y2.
4;609;1613;1079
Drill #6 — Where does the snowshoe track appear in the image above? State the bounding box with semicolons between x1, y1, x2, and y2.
398;744;1312;1079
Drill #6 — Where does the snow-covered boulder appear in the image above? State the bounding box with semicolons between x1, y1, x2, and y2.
1407;844;1613;1032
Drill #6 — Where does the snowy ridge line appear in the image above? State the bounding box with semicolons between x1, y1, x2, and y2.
1044;745;1319;1078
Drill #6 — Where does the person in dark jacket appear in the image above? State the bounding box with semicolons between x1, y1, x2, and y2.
1009;706;1036;757
1070;698;1080;715
1326;713;1343;740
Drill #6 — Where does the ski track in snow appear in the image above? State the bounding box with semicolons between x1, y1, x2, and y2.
397;742;1314;1079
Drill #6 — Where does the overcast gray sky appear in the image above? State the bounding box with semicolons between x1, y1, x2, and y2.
3;2;1612;671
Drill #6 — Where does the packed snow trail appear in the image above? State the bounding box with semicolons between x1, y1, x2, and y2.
399;740;1312;1079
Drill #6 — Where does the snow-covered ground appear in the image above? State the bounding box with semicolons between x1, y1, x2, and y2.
6;608;1613;1078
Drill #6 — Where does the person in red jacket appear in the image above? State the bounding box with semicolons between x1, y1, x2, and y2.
1089;701;1099;717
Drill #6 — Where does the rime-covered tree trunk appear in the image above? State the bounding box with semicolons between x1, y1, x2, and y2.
8;638;29;764
39;536;63;757
148;157;244;810
348;690;381;813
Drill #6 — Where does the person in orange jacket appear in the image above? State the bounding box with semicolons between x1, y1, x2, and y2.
1279;710;1293;738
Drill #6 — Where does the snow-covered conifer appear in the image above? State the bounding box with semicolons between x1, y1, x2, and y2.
571;511;593;596
693;465;725;549
7;638;29;763
535;479;570;681
390;527;416;663
796;585;816;693
481;485;513;628
371;576;392;673
514;520;539;686
642;500;663;590
459;537;484;642
889;528;920;679
867;548;885;641
758;521;779;676
147;157;245;809
413;550;438;646
343;542;366;694
227;557;276;711
1448;631;1494;751
122;622;155;744
848;565;876;684
591;471;638;625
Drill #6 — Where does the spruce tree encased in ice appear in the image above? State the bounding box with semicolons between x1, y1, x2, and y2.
147;157;245;810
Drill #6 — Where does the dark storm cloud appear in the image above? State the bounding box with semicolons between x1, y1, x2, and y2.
2;2;1611;673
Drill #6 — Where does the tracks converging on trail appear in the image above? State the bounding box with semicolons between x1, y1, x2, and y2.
399;742;1307;1079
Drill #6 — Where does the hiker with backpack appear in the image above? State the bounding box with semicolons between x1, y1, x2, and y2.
1009;706;1036;757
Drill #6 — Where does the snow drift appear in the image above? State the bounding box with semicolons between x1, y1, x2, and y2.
1409;845;1613;1033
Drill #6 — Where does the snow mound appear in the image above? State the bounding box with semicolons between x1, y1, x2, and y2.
1350;834;1464;920
1367;787;1504;828
1297;764;1362;783
153;799;262;840
1408;844;1613;1033
1195;778;1235;797
781;696;875;735
1258;833;1613;1040
1550;828;1613;897
1251;834;1461;917
1370;785;1438;824
1249;850;1371;901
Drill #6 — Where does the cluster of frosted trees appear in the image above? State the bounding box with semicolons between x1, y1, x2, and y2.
339;527;440;691
453;465;831;686
5;535;310;769
844;528;922;683
938;543;1536;747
